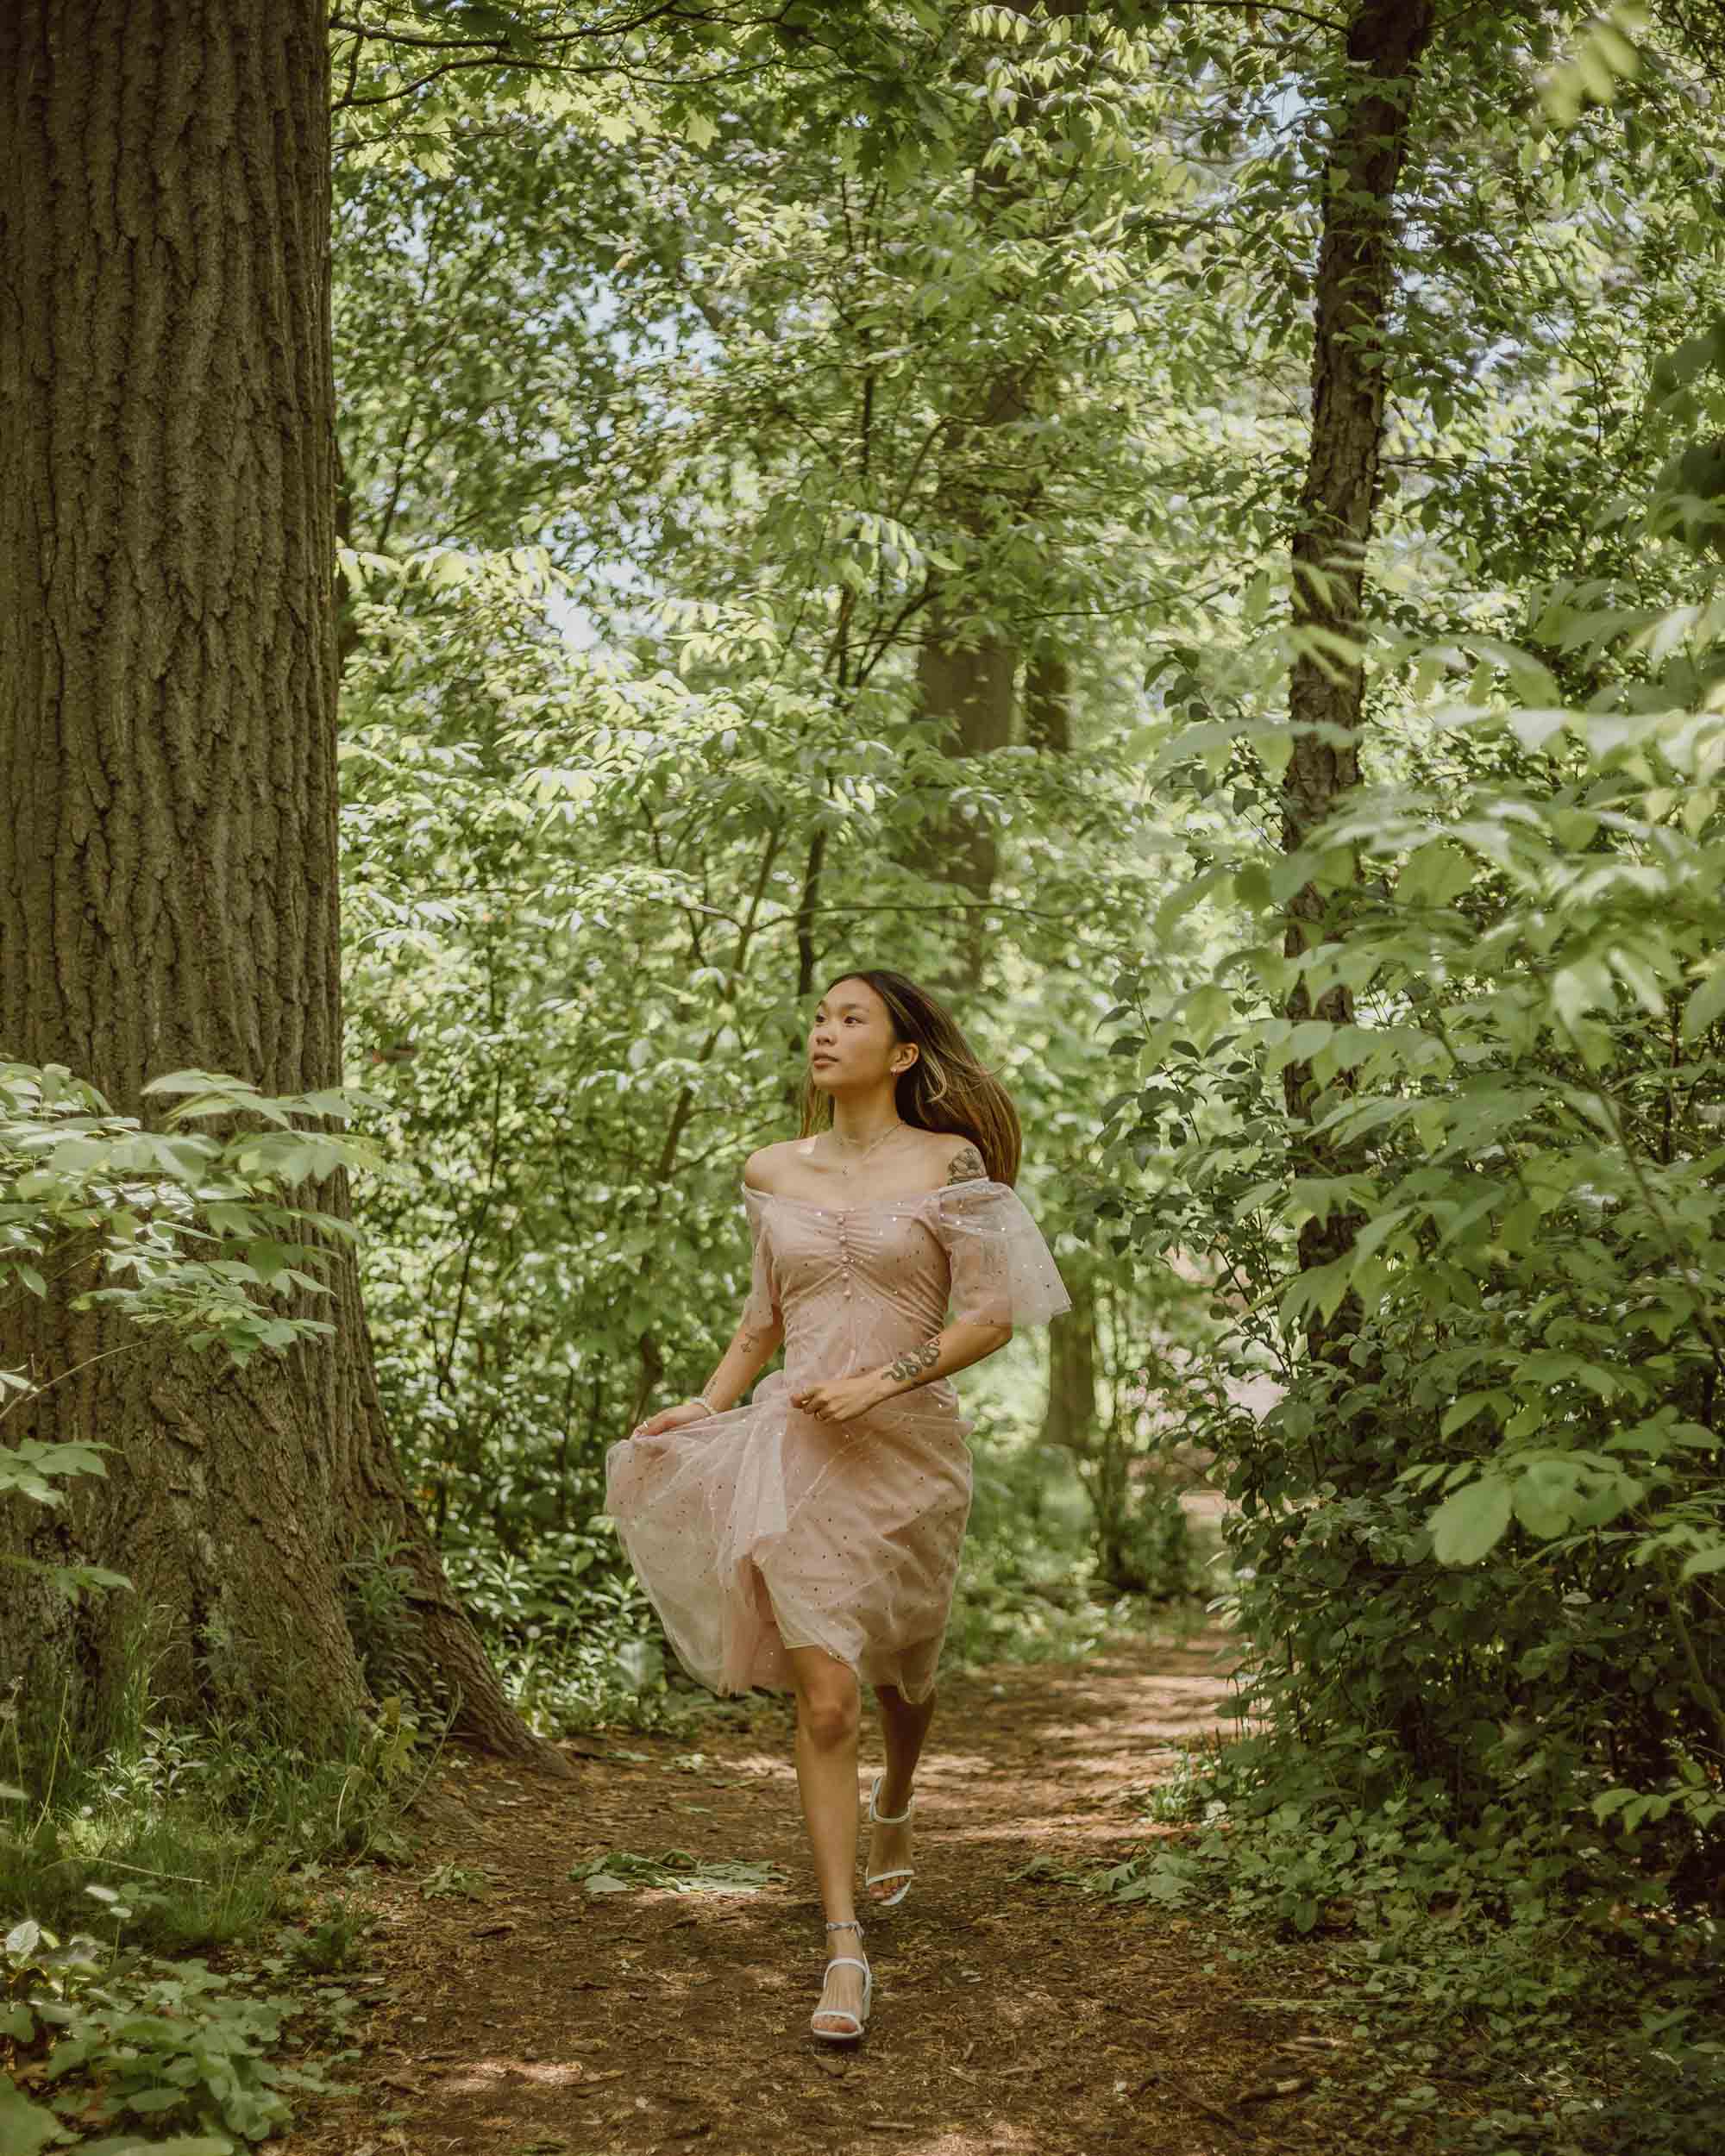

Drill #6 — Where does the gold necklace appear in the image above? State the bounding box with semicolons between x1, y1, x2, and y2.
831;1119;906;1179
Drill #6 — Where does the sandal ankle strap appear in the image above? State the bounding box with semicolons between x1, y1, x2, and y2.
825;1917;863;1933
869;1772;914;1824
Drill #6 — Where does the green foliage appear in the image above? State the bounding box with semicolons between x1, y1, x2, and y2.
1540;6;1647;128
0;1652;423;2148
2;1689;423;1962
417;1861;491;1902
1;1061;390;1604
1083;1737;1723;2154
436;1527;681;1732
1;1062;390;1358
1091;706;1725;1920
567;1849;785;1896
0;1910;351;2151
273;1897;376;1977
0;1053;434;2145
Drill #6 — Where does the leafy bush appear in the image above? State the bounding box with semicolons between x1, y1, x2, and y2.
1096;679;1725;1886
1;1907;352;2153
1087;1734;1723;2154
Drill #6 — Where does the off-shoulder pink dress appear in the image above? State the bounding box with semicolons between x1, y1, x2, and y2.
604;1177;1070;1703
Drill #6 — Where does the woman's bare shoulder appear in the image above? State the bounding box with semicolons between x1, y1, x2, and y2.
742;1140;798;1193
919;1131;988;1186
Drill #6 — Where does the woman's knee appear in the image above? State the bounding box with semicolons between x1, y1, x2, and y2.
795;1670;860;1748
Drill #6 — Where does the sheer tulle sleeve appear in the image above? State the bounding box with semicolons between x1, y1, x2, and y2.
932;1180;1070;1330
738;1187;781;1332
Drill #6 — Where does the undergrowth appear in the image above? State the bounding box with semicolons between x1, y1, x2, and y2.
0;1670;432;2151
1066;1735;1725;2156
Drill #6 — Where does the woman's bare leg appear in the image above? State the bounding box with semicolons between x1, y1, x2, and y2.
867;1683;934;1901
787;1644;867;2032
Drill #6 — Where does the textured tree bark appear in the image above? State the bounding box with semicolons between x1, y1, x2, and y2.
1280;0;1435;1343
0;0;555;1767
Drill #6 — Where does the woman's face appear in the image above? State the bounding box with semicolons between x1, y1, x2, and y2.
807;977;911;1094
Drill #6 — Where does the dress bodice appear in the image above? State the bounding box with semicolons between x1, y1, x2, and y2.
739;1177;1070;1385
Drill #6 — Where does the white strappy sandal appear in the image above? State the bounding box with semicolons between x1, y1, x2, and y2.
864;1771;915;1910
812;1917;871;2044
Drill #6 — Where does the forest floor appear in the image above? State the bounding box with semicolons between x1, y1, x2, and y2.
283;1629;1439;2156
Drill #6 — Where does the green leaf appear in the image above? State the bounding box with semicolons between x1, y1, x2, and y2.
1440;1390;1506;1439
76;2140;236;2156
1683;963;1725;1041
1551;958;1611;1032
1399;840;1474;908
1511;1463;1577;1540
1257;728;1292;781
1427;1476;1513;1565
1550;809;1599;850
1233;861;1273;911
0;2076;60;2156
1183;983;1232;1047
127;2086;192;2114
1508;708;1570;753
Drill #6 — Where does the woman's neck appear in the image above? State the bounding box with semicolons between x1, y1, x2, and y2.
827;1091;903;1150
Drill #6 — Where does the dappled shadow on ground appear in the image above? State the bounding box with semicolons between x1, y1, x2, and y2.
282;1627;1425;2156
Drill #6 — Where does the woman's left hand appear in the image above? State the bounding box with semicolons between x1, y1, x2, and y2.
792;1372;888;1426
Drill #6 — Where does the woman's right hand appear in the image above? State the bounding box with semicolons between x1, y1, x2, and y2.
630;1398;714;1439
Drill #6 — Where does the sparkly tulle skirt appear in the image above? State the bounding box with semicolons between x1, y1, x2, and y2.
604;1369;973;1703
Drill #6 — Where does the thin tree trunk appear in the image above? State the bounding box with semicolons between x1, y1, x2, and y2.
1280;0;1435;1352
1024;649;1073;754
909;1;1084;975
913;599;1017;911
0;0;556;1769
1040;1259;1099;1452
899;2;1072;990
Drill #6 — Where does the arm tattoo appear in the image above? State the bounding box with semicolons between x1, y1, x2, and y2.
943;1143;986;1187
886;1337;942;1386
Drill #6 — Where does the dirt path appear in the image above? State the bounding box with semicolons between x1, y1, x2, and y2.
285;1632;1412;2156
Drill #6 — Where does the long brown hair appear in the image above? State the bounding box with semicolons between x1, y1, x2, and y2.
797;968;1022;1186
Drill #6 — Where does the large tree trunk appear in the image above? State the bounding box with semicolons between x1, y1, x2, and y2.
1280;0;1435;1353
0;0;555;1768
